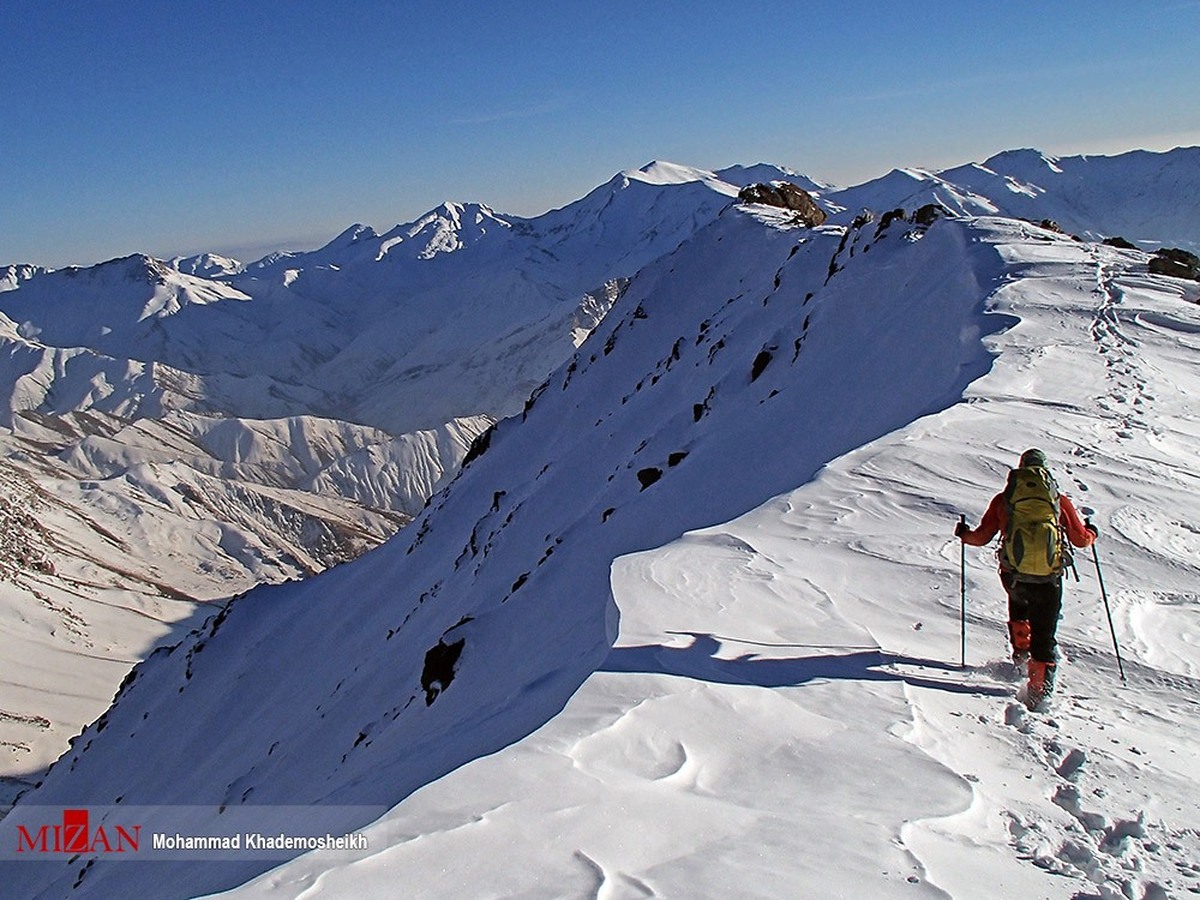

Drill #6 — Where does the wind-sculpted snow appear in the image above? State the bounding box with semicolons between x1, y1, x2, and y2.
200;219;1200;899
1;204;1022;897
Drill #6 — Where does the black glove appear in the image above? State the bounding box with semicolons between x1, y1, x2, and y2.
1085;521;1099;538
954;520;970;538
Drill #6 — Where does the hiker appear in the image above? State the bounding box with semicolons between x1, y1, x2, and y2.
955;448;1098;706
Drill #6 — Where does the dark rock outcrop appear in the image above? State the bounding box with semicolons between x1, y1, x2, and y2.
421;638;465;705
637;467;663;491
750;349;773;382
738;182;828;227
912;203;949;227
874;208;906;238
1149;247;1200;281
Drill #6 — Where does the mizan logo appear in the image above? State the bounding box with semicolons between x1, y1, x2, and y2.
16;809;141;855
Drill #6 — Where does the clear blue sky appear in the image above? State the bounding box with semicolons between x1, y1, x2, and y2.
3;1;1198;268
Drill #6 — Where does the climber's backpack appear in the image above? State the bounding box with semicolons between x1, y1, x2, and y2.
1002;465;1067;581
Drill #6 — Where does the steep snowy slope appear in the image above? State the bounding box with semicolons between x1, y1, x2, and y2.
0;450;404;801
205;220;1200;898
0;369;491;802
2;151;1198;900
3;198;1031;897
0;163;757;787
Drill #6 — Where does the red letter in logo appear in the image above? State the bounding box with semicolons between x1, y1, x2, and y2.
115;825;141;853
62;810;89;854
16;825;50;853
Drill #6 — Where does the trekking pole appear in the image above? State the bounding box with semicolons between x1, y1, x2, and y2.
1087;518;1127;684
959;514;967;668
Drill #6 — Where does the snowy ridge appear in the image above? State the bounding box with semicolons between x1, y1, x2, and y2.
715;162;831;194
208;217;1200;898
830;146;1200;251
0;165;753;436
0;165;760;784
55;411;490;518
0;150;1198;899
169;254;246;279
3;203;1056;897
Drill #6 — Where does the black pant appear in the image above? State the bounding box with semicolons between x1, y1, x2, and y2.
1000;570;1062;664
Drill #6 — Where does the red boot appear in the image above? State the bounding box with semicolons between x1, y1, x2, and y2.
1027;660;1057;709
1009;620;1032;666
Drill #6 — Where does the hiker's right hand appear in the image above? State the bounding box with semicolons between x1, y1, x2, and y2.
954;520;970;538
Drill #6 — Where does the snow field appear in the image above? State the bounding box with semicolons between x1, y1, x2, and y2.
2;154;1199;899
210;219;1200;900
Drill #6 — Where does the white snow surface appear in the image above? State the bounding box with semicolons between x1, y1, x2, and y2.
0;162;745;785
1;148;1198;899
828;147;1200;252
3;189;1198;900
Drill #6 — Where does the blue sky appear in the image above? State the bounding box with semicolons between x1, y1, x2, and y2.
3;1;1198;268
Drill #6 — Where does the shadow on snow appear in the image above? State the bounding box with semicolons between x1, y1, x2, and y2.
601;631;1009;697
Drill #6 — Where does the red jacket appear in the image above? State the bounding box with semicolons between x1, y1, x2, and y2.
962;491;1095;550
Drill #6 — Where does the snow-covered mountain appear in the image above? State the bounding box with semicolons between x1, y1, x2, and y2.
1;148;1198;899
0;161;761;796
4;149;1200;897
827;147;1200;252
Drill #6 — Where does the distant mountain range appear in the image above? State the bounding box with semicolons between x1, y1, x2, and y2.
0;145;1196;825
820;147;1200;249
4;144;1200;898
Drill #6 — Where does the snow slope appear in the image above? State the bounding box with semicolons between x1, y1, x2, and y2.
0;422;417;808
9;184;1198;899
207;219;1200;899
0;162;751;789
828;147;1200;252
1;150;1198;899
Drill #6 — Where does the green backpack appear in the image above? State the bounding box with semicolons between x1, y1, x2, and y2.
1003;466;1067;580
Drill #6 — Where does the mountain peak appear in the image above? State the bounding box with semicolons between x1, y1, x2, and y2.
170;252;245;278
323;223;380;251
625;160;717;185
715;163;830;194
982;148;1064;175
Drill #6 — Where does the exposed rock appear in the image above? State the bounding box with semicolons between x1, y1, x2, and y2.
850;210;875;230
0;471;56;580
636;467;662;491
461;423;496;467
421;638;465;705
874;208;906;238
750;349;773;382
912;203;949;227
1148;247;1200;281
1103;236;1137;250
738;182;828;226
